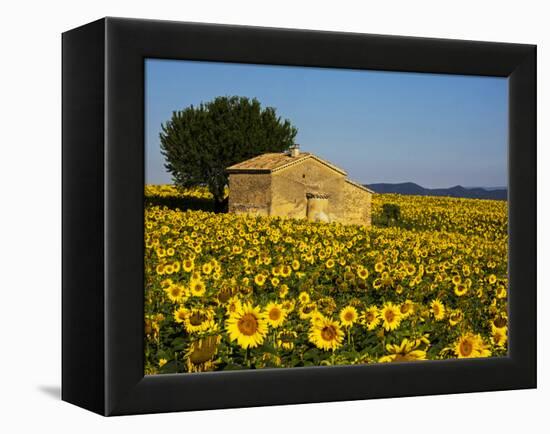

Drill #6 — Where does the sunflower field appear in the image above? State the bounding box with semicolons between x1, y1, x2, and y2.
144;185;508;374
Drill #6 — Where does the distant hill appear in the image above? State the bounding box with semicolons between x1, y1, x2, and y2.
366;182;507;200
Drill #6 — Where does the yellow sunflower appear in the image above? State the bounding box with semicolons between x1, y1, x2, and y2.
298;291;310;304
495;285;507;299
225;295;242;316
278;283;289;299
189;279;206;297
173;306;188;323
280;265;292;277
380;302;402;331
399;300;415;318
201;262;213;275
405;263;416;276
276;330;298;351
308;317;344;351
374;262;385;273
298;302;317;320
339;305;359;327
361;306;380;331
184;308;215;334
281;299;296;313
454;283;468;296
254;273;266;286
448;309;463;326
454;333;492;358
492;316;507;331
357;267;369;280
160;278;173;289
378;338;427;363
430;299;446;320
271;265;281;277
491;325;508;347
164;283;186;302
226;303;268;349
264;302;287;328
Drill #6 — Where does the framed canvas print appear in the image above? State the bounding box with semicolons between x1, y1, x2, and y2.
62;17;536;416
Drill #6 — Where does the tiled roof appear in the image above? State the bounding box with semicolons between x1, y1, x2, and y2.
226;152;347;175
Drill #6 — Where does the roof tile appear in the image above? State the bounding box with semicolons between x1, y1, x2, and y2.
226;152;347;175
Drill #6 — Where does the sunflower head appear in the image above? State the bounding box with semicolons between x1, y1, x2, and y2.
491;326;508;347
454;283;468;296
165;283;186;302
374;262;385;273
448;309;464;326
254;273;266;286
277;330;298;351
381;302;402;331
173;306;188;323
226;303;268;349
299;302;317;320
357;267;369;280
189;279;206;297
184;308;215;334
454;333;492;358
298;291;310;305
430;299;446;320
185;335;221;372
308;317;344;351
361;306;380;330
379;338;427;363
264;302;286;328
400;300;414;318
339;305;358;327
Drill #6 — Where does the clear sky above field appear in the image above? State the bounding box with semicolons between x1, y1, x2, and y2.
145;59;508;188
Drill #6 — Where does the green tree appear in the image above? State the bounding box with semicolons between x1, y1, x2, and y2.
160;96;298;211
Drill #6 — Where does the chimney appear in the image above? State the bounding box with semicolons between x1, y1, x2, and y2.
289;143;300;157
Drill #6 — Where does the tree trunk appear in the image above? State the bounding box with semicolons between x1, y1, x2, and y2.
209;178;228;213
213;196;228;213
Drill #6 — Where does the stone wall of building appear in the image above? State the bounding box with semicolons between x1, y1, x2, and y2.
341;181;372;226
228;172;271;216
228;157;372;226
270;159;345;221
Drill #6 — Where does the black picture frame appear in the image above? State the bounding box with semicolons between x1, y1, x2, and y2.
62;17;536;416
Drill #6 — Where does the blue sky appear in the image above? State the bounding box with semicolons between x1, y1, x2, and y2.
145;59;508;188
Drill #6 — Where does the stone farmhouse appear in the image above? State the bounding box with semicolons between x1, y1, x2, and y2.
226;145;373;226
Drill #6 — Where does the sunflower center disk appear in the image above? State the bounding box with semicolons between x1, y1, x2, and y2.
461;340;473;356
269;309;281;320
321;326;337;341
189;313;206;326
238;314;258;336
